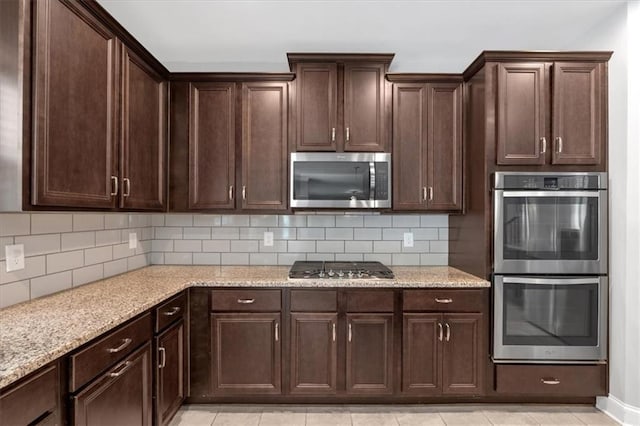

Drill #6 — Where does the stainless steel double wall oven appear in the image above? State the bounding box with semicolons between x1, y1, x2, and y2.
492;172;608;362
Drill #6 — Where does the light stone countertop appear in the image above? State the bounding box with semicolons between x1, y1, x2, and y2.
0;265;488;389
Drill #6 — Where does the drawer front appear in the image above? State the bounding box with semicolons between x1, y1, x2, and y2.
70;312;153;392
211;289;281;311
495;364;607;396
155;291;187;332
0;364;58;426
403;289;485;312
290;290;337;312
346;290;394;312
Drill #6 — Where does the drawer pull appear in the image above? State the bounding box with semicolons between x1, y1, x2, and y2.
163;306;181;316
541;378;561;385
438;322;443;341
435;298;453;304
158;347;166;369
445;323;451;341
237;298;255;304
108;360;132;378
107;338;132;353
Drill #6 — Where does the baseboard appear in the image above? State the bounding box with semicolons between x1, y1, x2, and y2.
597;394;640;426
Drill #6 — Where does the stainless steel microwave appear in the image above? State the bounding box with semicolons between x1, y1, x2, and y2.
290;153;391;208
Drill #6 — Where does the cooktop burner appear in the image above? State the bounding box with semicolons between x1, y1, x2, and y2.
288;261;394;279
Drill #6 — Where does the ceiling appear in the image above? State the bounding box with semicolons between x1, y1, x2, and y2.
96;0;626;73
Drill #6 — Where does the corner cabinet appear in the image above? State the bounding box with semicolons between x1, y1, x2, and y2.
391;78;463;211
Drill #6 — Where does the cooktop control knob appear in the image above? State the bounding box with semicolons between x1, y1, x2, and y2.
348;271;354;278
338;270;344;277
328;269;335;277
318;271;325;278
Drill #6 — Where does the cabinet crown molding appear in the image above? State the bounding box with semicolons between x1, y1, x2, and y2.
386;73;463;83
287;52;395;70
170;72;296;82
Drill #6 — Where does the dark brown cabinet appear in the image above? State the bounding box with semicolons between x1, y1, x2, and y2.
402;313;441;395
155;320;185;426
391;80;462;211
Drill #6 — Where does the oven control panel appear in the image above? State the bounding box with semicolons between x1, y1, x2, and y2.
496;173;606;190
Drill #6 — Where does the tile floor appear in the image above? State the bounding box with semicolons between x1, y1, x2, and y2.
169;404;619;426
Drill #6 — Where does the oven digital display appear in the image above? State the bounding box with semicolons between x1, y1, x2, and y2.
543;177;558;189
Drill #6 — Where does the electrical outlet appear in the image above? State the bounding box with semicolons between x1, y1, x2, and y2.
129;232;138;249
403;232;414;248
263;231;274;247
5;244;25;272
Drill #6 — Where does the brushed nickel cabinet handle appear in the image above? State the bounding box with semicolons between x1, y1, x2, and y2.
242;185;246;200
110;176;118;196
332;322;336;342
107;338;132;353
346;127;350;142
229;185;234;200
123;178;131;197
438;322;443;341
541;378;561;385
540;137;547;154
108;360;132;377
158;347;166;369
435;298;453;304
348;323;352;342
275;322;279;342
556;137;563;153
163;306;181;316
237;298;255;304
428;187;434;201
331;127;336;142
445;323;451;342
423;187;427;201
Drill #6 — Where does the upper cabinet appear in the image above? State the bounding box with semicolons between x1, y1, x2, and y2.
288;54;393;152
31;0;168;210
390;77;463;212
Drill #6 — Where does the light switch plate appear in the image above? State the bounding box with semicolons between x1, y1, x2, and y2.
263;232;274;247
128;232;138;249
403;232;414;248
5;244;25;272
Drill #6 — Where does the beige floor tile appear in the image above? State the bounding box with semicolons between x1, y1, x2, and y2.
482;409;538;425
438;411;492;425
395;411;445;425
351;412;399;426
259;411;307;426
211;411;261;426
306;410;353;426
568;407;619;425
525;409;585;425
169;407;217;426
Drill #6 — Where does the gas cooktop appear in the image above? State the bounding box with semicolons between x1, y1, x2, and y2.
288;261;394;279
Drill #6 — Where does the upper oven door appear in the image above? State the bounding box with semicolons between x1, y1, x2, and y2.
494;190;607;274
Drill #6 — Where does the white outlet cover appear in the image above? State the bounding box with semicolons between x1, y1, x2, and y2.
403;232;414;248
263;231;274;247
129;232;138;249
5;244;25;272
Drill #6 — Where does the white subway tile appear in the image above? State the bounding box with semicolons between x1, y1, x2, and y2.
113;243;135;259
155;227;183;240
202;240;231;252
307;253;335;261
259;240;287;253
163;252;193;265
104;258;128;276
297;228;324;240
72;264;103;286
278;215;307;227
193;253;220;265
222;215;250;226
336;216;363;228
345;241;373;253
95;230;121;246
128;253;150;270
84;246;112;265
221;253;249;265
401;241;430;253
392;215;421;228
277;253;306;265
411;228;439;240
151;240;174;252
135;240;152;255
438;228;449;240
104;213;128;229
335;253;364;261
0;214;30;236
354;228;382;240
131;214;152;228
392;253;420;265
61;232;95;251
382;228;408;240
15;234;61;256
46;250;83;274
250;253;277;265
165;214;193;227
288;241;315;253
316;241;344;253
174;240;202;252
0;257;46;284
373;241;401;253
73;214;104;231
250;215;278;227
0;280;30;308
364;253;392;264
421;253;448;266
150;253;165;265
269;227;297;240
31;213;72;234
240;227;268;240
141;227;154;241
429;240;449;253
307;216;335;227
184;227;212;240
211;227;239;240
231;240;258;252
364;215;391;228
193;214;221;227
420;214;448;227
151;214;165;227
0;237;14;260
326;228;353;240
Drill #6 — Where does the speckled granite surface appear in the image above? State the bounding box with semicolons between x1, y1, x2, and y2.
0;265;488;389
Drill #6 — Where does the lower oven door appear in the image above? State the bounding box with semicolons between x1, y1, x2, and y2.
493;275;607;362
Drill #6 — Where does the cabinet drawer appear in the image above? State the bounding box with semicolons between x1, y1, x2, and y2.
0;364;58;426
403;289;485;312
290;290;337;312
155;291;187;332
346;290;394;312
495;364;607;396
70;312;153;392
211;289;281;311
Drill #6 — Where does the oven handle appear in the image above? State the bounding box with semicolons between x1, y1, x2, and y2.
501;277;602;285
502;191;601;198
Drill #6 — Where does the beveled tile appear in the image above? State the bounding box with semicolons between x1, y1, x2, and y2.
438;411;491;425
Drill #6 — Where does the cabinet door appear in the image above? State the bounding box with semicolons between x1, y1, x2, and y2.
189;82;236;209
32;0;118;208
496;63;547;165
442;313;483;395
427;83;462;211
121;47;166;210
241;82;288;210
392;83;426;210
295;63;338;151
73;343;152;426
290;313;337;394
346;313;393;394
156;320;184;426
344;63;386;152
402;314;442;395
552;62;603;165
211;313;281;394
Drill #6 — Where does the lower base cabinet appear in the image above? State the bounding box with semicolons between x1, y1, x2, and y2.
495;364;607;396
155;320;185;425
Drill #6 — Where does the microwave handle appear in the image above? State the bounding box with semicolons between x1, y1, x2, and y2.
369;162;376;200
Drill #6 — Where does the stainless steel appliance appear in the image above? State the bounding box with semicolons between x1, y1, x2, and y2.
493;172;608;275
493;275;607;362
290;153;391;208
288;261;394;279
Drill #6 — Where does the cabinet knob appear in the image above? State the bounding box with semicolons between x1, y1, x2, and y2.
110;176;118;196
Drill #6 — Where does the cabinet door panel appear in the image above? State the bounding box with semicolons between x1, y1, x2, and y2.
189;82;236;209
211;313;281;394
496;63;547;165
392;83;426;210
442;313;483;395
121;48;166;210
32;0;118;208
344;63;386;151
156;321;184;426
346;313;393;394
402;314;442;395
295;63;338;151
427;83;462;210
290;313;337;394
552;62;603;165
242;82;288;210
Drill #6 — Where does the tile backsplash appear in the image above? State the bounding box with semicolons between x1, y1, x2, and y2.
0;212;448;308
